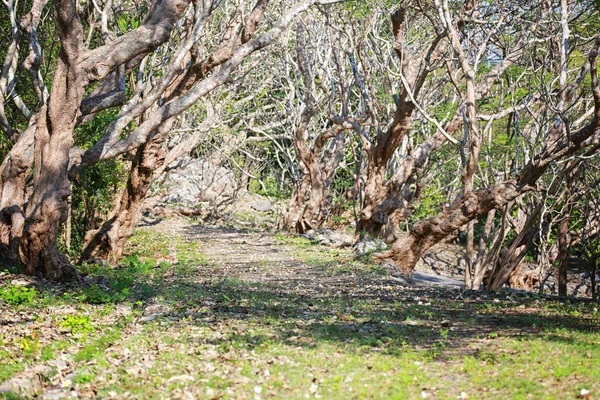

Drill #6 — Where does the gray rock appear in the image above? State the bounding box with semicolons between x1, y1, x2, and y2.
0;376;44;397
159;157;237;205
354;238;387;255
48;359;68;371
139;314;159;323
10;279;32;287
42;388;68;399
116;304;133;315
413;271;464;289
250;200;272;212
302;229;353;248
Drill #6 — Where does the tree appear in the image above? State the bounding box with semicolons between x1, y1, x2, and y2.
0;0;339;280
373;0;600;282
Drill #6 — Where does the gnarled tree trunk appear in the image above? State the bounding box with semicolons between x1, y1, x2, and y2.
0;123;36;262
286;173;310;230
20;52;84;280
81;135;166;264
286;24;348;233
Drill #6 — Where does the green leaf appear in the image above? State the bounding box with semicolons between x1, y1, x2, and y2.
117;14;128;33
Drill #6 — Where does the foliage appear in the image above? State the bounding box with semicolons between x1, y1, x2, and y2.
60;315;94;335
410;185;446;224
0;285;38;305
249;174;291;199
69;109;128;254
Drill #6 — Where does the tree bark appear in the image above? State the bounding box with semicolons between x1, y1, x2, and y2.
297;157;326;233
81;134;167;264
0;0;191;279
286;173;310;230
287;24;348;233
470;209;498;289
0;123;36;261
557;204;571;297
20;57;83;280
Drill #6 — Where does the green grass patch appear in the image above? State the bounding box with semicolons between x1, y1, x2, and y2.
125;229;171;259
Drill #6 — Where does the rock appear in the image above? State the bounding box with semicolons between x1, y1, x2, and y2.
250;200;272;212
301;229;353;248
41;388;68;399
0;375;44;397
328;231;354;248
48;359;68;371
354;238;387;255
159;157;237;205
389;275;415;286
10;279;32;287
116;304;133;315
167;375;195;383
412;272;463;289
417;242;466;278
139;314;159;323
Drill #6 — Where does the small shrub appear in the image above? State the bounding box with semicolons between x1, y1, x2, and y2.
20;335;40;357
61;315;94;335
82;284;114;304
72;372;96;384
41;346;54;361
123;255;154;274
1;285;38;305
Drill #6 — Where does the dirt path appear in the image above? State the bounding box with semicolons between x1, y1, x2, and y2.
148;217;465;290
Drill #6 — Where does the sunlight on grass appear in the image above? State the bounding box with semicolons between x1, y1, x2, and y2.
1;223;599;399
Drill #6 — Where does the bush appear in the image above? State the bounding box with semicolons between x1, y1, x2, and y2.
61;315;94;335
0;285;38;305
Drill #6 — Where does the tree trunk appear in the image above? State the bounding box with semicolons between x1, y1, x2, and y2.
557;209;570;297
469;209;497;289
20;53;83;280
353;7;434;239
592;264;597;302
556;0;571;298
486;203;540;290
373;25;600;278
381;207;414;244
464;221;475;288
373;135;594;278
81;135;166;264
288;126;346;233
297;157;326;233
356;25;530;239
286;173;310;231
0;123;36;262
356;161;389;238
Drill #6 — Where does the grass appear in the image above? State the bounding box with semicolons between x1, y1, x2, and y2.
1;221;599;399
276;232;387;277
